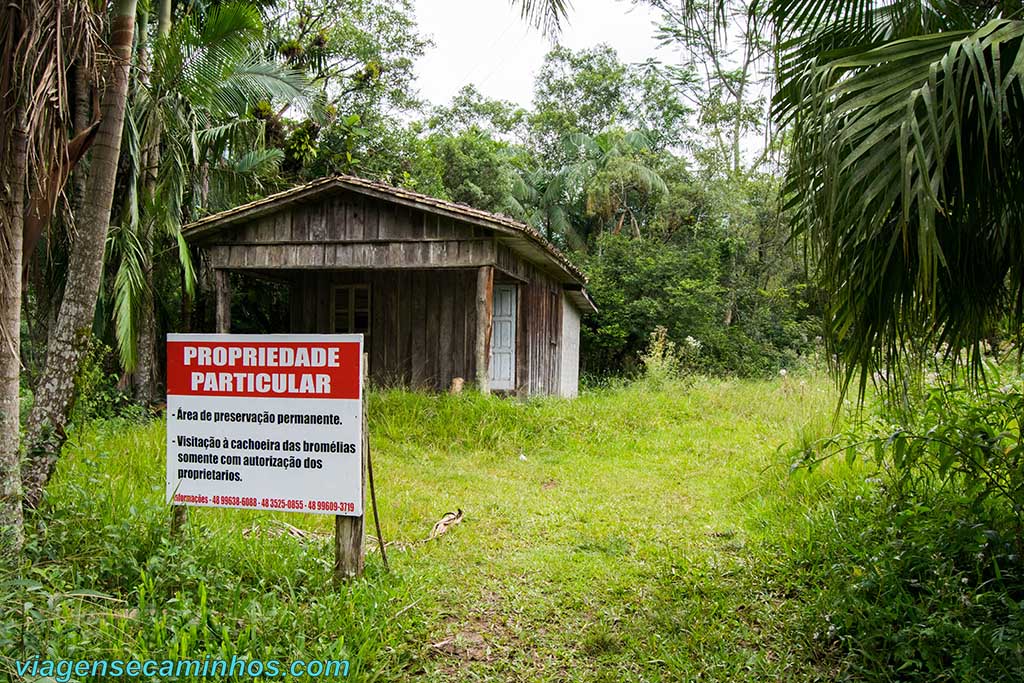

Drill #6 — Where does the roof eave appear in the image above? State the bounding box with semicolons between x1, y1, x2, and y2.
564;284;598;314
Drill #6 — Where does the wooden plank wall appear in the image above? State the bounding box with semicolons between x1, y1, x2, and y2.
291;269;478;392
505;261;563;397
204;193;497;271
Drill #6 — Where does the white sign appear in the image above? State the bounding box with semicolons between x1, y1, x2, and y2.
165;334;364;516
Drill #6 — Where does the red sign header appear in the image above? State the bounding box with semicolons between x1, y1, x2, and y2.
167;340;361;399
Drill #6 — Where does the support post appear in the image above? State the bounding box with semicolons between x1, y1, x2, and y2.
214;269;231;333
171;268;197;539
170;505;187;537
334;352;368;584
475;266;494;393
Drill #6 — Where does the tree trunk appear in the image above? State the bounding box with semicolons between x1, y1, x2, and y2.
133;9;157;404
72;65;92;212
134;286;157;403
133;0;170;404
157;0;172;39
0;106;28;566
21;0;138;510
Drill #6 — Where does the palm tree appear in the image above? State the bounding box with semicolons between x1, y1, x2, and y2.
509;169;577;246
509;129;666;249
114;1;305;401
756;1;1024;395
21;0;139;511
561;129;668;241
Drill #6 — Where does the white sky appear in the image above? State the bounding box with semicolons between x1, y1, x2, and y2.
411;0;671;109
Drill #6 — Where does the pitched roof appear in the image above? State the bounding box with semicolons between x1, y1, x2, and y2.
182;174;587;285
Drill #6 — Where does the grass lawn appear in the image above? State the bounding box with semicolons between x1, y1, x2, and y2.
5;374;868;682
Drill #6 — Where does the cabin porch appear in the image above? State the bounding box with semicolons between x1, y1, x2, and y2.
209;265;557;395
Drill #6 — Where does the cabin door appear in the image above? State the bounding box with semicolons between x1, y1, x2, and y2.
489;284;517;391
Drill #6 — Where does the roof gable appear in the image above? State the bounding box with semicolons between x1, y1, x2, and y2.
183;175;586;285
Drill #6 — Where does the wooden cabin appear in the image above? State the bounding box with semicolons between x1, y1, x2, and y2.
183;175;596;397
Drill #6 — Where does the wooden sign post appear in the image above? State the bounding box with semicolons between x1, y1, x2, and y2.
334;354;369;583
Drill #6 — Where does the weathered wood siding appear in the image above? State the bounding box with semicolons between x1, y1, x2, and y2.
201;193;497;271
289;269;479;391
495;262;562;397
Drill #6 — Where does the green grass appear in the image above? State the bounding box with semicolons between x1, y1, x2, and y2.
3;374;872;682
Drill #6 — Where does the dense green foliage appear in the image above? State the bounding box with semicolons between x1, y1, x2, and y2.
793;490;1024;680
787;371;1024;681
582;229;813;377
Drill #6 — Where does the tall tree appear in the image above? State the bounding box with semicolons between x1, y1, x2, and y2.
117;0;305;401
0;52;29;568
267;0;427;116
510;169;574;244
530;45;691;167
129;0;172;403
1;0;100;562
561;129;668;241
22;0;139;510
648;0;772;176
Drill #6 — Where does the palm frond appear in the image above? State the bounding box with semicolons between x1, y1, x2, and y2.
510;0;573;39
780;12;1024;396
207;59;307;117
110;0;309;368
0;0;102;277
108;224;149;372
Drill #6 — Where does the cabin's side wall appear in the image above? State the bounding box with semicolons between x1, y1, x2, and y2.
290;269;478;392
494;245;563;397
559;295;581;398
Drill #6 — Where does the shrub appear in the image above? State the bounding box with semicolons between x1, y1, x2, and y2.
788;484;1024;681
798;373;1024;548
788;369;1024;680
69;338;141;424
639;326;680;388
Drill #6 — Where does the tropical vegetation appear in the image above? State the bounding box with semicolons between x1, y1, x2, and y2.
3;0;1024;680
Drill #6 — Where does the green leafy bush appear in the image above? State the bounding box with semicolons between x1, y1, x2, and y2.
788;372;1024;680
800;373;1024;545
639;326;681;388
788;485;1024;681
70;338;141;424
638;326;702;390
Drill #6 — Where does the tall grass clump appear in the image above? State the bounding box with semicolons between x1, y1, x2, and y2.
639;326;700;390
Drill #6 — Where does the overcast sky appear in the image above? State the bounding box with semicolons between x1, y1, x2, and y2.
411;0;671;109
